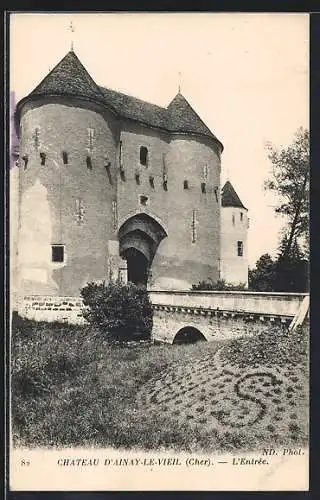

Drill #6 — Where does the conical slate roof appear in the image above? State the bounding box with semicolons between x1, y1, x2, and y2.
221;181;246;209
167;92;218;141
28;50;106;103
16;51;223;148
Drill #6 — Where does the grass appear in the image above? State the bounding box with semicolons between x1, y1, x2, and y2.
11;313;309;452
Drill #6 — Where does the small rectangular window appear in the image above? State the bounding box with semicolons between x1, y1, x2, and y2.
184;180;189;190
86;156;92;170
149;175;155;188
201;182;206;194
237;241;243;257
232;214;235;226
22;154;28;170
62;151;68;164
135;171;140;184
140;146;148;166
40;152;46;165
240;212;243;221
52;245;64;263
139;195;149;206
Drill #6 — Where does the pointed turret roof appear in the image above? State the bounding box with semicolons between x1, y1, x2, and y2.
221;181;247;209
167;92;221;145
28;50;106;103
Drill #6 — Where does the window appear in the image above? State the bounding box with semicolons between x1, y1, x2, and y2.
201;182;206;194
86;156;92;170
52;245;64;263
139;195;149;206
163;179;168;191
22;154;28;170
184;180;189;190
232;214;235;226
237;241;243;257
62;151;68;164
135;171;140;184
140;146;148;166
214;186;219;202
149;175;155;188
40;152;46;165
240;212;243;221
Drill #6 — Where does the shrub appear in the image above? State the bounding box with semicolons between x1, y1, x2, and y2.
192;278;247;291
80;281;153;340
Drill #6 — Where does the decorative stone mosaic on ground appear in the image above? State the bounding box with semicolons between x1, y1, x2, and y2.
136;347;308;441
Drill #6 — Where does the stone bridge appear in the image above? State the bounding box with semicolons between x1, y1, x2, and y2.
17;290;308;344
149;290;308;343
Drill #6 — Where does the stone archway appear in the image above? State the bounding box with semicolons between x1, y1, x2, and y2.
118;213;167;287
173;326;207;344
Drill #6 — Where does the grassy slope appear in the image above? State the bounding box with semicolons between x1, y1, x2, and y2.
11;315;308;452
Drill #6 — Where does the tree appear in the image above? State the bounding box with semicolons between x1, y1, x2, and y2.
264;127;309;258
248;254;277;291
274;235;309;292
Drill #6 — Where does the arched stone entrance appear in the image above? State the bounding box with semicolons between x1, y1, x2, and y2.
118;213;167;287
173;326;207;344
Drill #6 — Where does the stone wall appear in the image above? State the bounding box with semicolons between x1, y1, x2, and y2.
149;290;306;317
18;295;86;324
152;308;290;344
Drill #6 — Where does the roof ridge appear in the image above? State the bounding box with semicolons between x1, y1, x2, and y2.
99;86;167;111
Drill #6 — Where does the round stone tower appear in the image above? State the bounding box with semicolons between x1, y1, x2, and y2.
220;180;249;286
15;51;119;296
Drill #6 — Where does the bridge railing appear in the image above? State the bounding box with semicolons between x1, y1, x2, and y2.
148;290;308;317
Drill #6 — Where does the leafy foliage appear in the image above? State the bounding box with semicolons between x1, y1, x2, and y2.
80;281;153;340
264;127;309;256
192;278;247;291
248;254;277;291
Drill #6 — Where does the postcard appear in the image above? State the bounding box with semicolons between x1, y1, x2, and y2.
8;11;309;492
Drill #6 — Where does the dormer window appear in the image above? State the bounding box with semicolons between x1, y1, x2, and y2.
140;146;148;166
184;180;189;190
62;151;68;165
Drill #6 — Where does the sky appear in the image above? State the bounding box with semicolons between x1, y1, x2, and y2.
9;12;309;266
